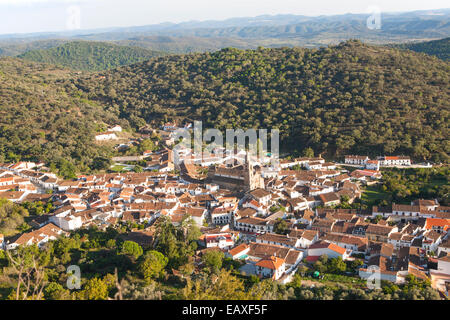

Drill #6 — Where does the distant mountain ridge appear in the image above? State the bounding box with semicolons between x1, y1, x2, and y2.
1;9;448;40
0;9;449;55
57;9;450;46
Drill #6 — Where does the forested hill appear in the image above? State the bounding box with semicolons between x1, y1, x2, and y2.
1;40;448;174
0;58;122;176
0;39;68;57
393;37;450;61
18;41;165;71
76;40;449;162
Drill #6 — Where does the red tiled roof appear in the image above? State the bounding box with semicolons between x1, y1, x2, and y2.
228;243;249;256
255;256;285;270
306;255;321;263
425;218;450;230
309;241;347;255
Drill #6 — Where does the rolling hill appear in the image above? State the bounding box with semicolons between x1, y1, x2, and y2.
17;41;165;71
1;40;448;176
76;40;449;162
0;39;68;57
393;37;450;61
0;57;122;176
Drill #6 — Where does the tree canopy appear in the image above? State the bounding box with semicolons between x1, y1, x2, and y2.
78;40;449;162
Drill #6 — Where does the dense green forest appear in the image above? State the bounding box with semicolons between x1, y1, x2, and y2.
0;40;448;176
76;40;449;162
361;167;450;207
381;167;450;205
0;57;122;173
18;41;165;71
116;36;257;54
0;39;68;57
393;37;449;61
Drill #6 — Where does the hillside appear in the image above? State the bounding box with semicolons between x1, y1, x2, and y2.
116;36;256;54
0;58;122;176
393;37;450;61
0;39;68;57
17;41;165;71
76;40;449;162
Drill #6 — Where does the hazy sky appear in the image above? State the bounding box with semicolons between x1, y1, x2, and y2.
0;0;448;35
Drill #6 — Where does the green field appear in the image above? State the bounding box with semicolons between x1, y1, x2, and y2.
110;165;128;172
361;185;392;206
